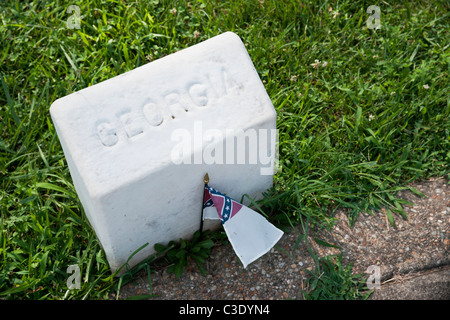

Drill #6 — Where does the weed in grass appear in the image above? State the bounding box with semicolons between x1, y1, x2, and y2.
154;230;217;278
302;253;372;300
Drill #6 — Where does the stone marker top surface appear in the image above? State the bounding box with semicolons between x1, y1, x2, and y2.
50;32;275;199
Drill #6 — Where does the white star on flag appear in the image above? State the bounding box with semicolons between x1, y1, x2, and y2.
202;184;283;268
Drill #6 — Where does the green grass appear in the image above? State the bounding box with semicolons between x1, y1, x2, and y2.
303;253;372;300
1;0;449;299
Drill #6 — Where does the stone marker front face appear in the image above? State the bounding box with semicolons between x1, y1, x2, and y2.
50;32;277;273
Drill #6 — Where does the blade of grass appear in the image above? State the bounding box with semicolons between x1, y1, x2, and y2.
1;72;20;127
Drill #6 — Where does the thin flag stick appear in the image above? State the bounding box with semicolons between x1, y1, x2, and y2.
200;173;209;235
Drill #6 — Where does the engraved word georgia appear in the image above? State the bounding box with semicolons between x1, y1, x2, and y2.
96;68;239;147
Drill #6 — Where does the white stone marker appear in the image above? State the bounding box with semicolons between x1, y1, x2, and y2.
50;32;277;273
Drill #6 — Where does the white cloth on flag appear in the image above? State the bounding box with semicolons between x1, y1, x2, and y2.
202;185;283;268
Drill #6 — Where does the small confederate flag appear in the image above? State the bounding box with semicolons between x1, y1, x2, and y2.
203;184;283;268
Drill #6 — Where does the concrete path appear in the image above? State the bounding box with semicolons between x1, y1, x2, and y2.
368;264;449;300
114;177;449;300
